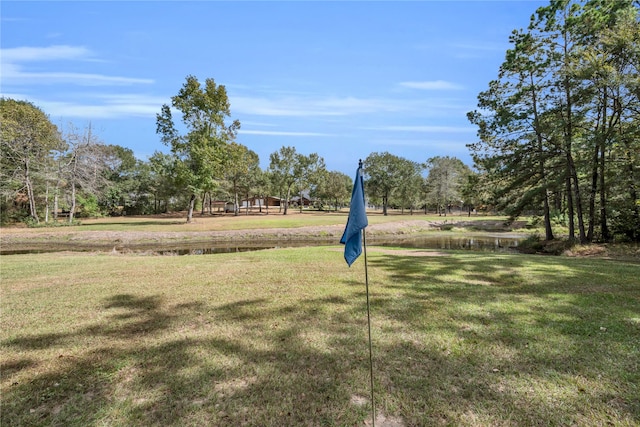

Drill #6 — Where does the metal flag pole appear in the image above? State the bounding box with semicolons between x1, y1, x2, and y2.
341;159;375;426
360;160;375;427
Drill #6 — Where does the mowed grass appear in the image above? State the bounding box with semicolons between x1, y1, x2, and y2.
0;210;508;234
1;247;639;426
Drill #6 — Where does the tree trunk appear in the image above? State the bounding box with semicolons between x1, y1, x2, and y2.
623;141;639;241
186;194;196;223
69;181;77;223
568;152;587;243
543;192;554;241
299;189;303;213
599;139;609;241
54;192;59;221
565;175;575;241
24;160;39;223
44;183;50;223
283;187;291;215
588;140;599;242
561;30;586;244
234;191;239;216
530;71;553;241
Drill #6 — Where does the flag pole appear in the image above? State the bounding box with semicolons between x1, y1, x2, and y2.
360;159;375;427
339;159;374;426
362;225;375;427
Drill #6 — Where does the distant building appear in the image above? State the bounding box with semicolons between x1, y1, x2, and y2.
289;195;312;207
240;196;282;208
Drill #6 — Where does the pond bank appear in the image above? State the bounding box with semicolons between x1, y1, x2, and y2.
0;219;526;255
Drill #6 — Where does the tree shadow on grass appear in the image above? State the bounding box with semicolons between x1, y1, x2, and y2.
2;253;639;426
365;251;640;425
1;292;374;426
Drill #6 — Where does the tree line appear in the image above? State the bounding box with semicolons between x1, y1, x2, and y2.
468;0;639;243
0;83;471;225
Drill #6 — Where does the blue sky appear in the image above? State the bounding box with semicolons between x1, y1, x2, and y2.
1;1;546;174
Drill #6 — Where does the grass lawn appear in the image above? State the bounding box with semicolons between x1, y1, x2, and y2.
1;210;511;234
1;246;639;426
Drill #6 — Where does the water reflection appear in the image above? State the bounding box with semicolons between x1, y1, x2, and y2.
377;235;521;252
1;234;526;256
155;234;523;256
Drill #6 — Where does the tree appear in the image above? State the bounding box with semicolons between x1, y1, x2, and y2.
363;152;407;215
0;98;61;223
532;0;590;243
148;151;179;214
467;27;561;239
394;158;422;214
61;123;112;221
251;169;272;214
314;170;351;211
268;146;298;215
156;75;240;223
423;156;470;217
222;142;260;216
468;0;640;242
576;0;640;241
293;152;325;212
100;144;139;215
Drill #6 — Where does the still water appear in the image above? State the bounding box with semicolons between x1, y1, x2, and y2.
1;234;526;256
143;234;524;256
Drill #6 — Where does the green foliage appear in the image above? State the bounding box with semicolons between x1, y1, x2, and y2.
423;156;471;216
267;146;326;214
363;152;408;215
75;193;102;218
468;0;640;242
156;75;241;222
0;98;61;224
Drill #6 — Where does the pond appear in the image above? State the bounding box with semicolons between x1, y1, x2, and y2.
0;232;526;256
1;233;526;256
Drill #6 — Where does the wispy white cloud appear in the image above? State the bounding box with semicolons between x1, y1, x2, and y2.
1;45;153;86
364;125;475;133
399;80;463;90
3;68;154;86
1;45;92;62
232;95;404;117
370;138;473;152
239;121;278;127
6;93;165;119
231;93;452;118
239;129;331;137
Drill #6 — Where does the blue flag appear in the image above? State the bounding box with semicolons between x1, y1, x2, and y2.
340;163;368;266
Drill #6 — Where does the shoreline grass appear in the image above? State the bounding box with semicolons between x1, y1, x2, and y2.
2;246;639;426
0;211;510;234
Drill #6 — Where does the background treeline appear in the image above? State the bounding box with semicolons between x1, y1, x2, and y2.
1;0;638;243
468;0;639;243
0;96;473;225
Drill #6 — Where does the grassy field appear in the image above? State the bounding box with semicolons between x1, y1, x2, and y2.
1;244;639;426
1;210;511;234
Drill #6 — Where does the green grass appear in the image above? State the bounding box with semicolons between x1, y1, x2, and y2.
1;247;638;426
2;210;510;234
